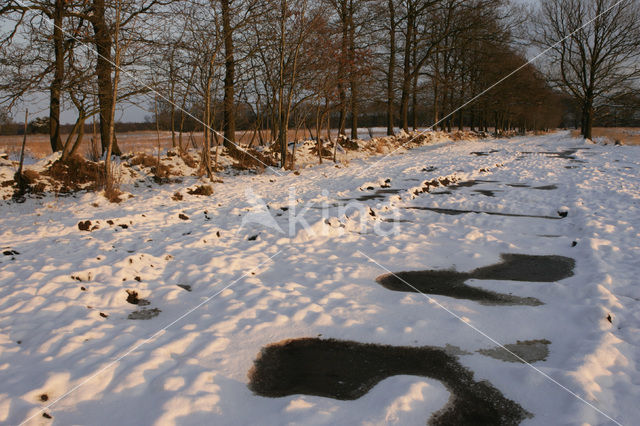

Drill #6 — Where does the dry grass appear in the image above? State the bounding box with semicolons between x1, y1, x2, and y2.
128;153;173;178
104;186;123;203
187;185;213;196
226;143;278;170
571;127;640;145
43;155;103;191
0;129;319;159
375;139;387;153
129;153;158;168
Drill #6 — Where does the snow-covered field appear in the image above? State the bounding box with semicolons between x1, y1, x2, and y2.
0;131;638;425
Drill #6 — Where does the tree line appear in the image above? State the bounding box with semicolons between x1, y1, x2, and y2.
1;0;639;166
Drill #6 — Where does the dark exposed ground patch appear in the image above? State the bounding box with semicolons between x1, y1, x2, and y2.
177;284;192;291
128;307;161;320
375;254;574;305
404;206;563;220
248;338;531;425
477;339;551;363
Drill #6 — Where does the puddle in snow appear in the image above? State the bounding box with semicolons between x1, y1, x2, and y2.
375;254;574;305
342;188;403;202
128;308;161;320
450;179;499;188
470;150;499;156
477;339;551;363
404;206;563;220
507;183;558;190
248;338;532;425
472;189;500;197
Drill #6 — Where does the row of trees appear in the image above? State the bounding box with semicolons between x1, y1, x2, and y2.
1;0;639;166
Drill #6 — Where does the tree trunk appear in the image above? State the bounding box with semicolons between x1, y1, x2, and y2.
399;7;414;132
337;1;348;136
221;0;235;147
583;99;594;140
348;1;358;140
92;0;121;156
50;0;64;153
386;0;396;136
68;118;86;157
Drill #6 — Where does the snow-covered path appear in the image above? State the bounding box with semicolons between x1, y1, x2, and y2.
1;132;638;425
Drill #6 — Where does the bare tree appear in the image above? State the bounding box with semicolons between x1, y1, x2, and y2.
535;0;640;139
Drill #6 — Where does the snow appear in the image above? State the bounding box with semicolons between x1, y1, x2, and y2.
1;131;639;424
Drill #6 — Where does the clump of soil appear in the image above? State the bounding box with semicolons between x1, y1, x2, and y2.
376;254;575;305
78;220;92;231
125;290;150;306
413;176;459;195
248;338;532;425
178;213;189;221
172;191;183;201
187;185;213;196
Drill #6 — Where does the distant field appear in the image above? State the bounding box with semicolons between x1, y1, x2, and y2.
571;127;640;145
0;131;207;159
0;127;393;159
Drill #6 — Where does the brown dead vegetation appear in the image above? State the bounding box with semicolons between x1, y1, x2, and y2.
310;143;333;157
187;185;213;196
571;127;640;145
226;143;278;170
42;155;103;192
104;185;123;203
128;153;173;180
